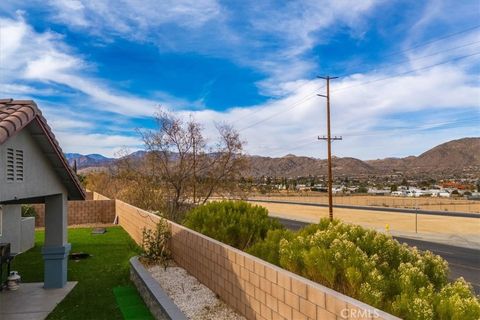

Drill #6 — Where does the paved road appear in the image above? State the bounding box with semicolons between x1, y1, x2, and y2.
276;217;480;294
248;198;479;218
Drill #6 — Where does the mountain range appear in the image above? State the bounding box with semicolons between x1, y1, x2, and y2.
66;137;480;178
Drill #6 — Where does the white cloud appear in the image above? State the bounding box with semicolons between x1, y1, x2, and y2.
48;0;88;28
39;0;379;96
57;132;143;157
0;15;196;117
48;0;222;37
1;2;478;159
181;58;479;159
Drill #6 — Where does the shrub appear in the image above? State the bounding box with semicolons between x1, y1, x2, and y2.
434;278;480;320
183;201;284;250
250;218;479;319
246;229;293;265
141;219;171;268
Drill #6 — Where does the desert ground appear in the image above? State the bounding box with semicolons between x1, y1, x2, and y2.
249;201;480;246
250;194;480;213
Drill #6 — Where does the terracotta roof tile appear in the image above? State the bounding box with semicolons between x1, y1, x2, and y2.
0;99;37;144
0;98;85;200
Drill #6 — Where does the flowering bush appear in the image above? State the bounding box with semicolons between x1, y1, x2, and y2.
249;218;479;320
246;229;293;264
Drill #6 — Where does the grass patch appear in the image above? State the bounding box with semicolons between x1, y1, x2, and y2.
12;226;147;320
113;286;154;320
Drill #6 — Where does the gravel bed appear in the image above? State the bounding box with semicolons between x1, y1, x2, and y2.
148;263;246;320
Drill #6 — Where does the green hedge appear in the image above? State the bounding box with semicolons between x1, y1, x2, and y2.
248;218;480;320
183;201;284;250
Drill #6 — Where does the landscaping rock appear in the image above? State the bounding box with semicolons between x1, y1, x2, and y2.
149;263;245;320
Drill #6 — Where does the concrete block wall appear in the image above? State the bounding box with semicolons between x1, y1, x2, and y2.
114;199;399;320
91;192;111;201
115;200;158;244
33;198;116;227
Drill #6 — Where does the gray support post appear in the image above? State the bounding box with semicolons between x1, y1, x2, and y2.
42;193;70;289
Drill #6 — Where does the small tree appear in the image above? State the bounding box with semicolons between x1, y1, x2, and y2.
140;110;247;221
141;219;171;268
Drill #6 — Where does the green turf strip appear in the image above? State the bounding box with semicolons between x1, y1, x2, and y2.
113;286;154;320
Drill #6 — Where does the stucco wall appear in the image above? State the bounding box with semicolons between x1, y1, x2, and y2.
115;199;399;320
0;205;21;253
0;127;67;202
0;206;35;253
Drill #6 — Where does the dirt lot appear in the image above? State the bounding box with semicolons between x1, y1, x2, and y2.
250;201;480;244
250;194;480;213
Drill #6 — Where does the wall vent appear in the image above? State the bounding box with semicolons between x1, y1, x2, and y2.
5;148;24;182
15;149;24;181
6;148;14;181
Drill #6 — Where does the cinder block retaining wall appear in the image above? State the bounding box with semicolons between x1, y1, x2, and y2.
33;195;116;227
115;199;399;320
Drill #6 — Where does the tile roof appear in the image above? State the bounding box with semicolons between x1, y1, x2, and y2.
0;99;37;144
0;98;85;200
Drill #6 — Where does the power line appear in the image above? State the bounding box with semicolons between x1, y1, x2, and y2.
247;117;478;158
250;117;478;158
333;26;480;78
389;40;480;64
234;29;480;132
383;24;480;58
232;79;322;125
238;91;320;132
340;40;480;78
333;51;480;93
337;118;480;138
241;51;479;132
256;117;478;154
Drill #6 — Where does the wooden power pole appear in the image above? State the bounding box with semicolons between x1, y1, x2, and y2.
318;76;342;220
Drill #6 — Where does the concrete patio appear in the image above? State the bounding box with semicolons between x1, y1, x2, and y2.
0;282;77;320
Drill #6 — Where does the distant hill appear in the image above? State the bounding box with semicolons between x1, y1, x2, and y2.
413;137;480;171
365;137;480;176
246;137;480;177
65;153;114;169
69;138;480;177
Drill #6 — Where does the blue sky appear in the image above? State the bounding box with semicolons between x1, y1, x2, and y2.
0;0;479;158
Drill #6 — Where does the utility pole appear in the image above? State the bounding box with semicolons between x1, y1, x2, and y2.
192;136;197;204
318;76;341;221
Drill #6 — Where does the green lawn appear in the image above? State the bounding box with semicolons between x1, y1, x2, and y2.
12;226;147;320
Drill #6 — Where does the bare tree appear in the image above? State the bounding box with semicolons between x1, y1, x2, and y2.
85;148;166;210
141;110;246;221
